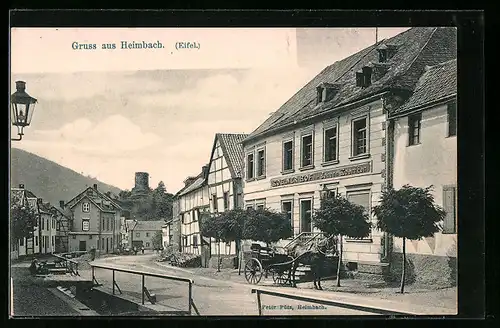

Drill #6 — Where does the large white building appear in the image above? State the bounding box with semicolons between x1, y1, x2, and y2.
241;27;457;277
387;58;457;286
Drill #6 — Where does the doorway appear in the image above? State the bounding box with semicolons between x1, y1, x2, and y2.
79;240;87;252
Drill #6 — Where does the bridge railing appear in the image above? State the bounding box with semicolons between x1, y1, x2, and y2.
90;263;199;316
51;253;79;276
250;287;416;316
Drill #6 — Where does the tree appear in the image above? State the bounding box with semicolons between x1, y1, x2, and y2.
372;185;445;293
242;208;292;246
313;194;371;287
152;230;163;250
10;203;38;246
200;213;224;271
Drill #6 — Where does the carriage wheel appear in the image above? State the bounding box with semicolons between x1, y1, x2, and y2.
244;258;263;284
272;270;291;286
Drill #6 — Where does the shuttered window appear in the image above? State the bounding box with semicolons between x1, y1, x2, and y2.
443;186;457;234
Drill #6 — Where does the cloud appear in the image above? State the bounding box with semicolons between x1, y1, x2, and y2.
32;114;162;156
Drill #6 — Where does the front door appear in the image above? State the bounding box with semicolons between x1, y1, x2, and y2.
79;240;86;252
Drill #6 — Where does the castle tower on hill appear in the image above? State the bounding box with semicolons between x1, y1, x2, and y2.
131;172;150;198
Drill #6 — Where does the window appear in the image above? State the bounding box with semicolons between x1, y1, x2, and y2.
181;213;185;224
352;117;368;156
408;113;421;145
46;219;49;231
346;190;371;239
246;205;254;211
82;219;90;231
281;201;293;231
246;153;255;179
324;126;338;162
193;235;198;247
223;192;230;210
256;203;265;210
41;218;44;230
443;186;457;234
102;219;105;230
97;239;100;249
82;202;90;213
299;199;312;233
378;49;388;63
301;134;313;167
20;238;24;246
282;140;294;172
106;218;110;231
146;232;150;237
35;236;38;246
257;148;266;177
182;236;188;247
212;194;218;212
447;102;457;137
136;232;140;237
356;67;372;87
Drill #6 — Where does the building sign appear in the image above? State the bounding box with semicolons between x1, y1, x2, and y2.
270;162;372;188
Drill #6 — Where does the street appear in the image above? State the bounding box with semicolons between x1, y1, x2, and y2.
87;254;374;316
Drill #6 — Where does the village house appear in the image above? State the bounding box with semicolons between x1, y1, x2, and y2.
162;221;172;248
38;200;58;254
387;58;457;285
206;133;247;268
62;184;123;253
10;185;40;259
176;167;210;265
241;27;456;276
127;220;164;250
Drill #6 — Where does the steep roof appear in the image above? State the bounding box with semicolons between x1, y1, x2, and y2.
391;59;457;115
244;27;457;143
133;220;164;231
65;186;123;212
215;133;248;178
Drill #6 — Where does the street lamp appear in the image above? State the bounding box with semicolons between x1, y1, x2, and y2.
320;184;330;201
11;81;38;141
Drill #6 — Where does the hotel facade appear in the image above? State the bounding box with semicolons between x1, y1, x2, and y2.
242;27;457;276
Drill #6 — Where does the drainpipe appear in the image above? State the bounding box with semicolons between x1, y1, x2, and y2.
383;96;396;262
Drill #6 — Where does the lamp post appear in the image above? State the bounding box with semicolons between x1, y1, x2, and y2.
11;81;38;141
320;184;330;201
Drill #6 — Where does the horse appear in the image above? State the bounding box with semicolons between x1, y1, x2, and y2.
287;235;336;290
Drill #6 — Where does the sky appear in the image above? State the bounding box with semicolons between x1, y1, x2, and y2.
10;27;410;193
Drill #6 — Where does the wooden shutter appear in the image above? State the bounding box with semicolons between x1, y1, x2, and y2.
443;186;456;233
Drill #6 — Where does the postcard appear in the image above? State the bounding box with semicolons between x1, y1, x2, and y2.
9;25;458;317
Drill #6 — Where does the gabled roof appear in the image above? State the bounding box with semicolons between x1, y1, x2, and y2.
391;59;457;115
133;220;164;231
177;171;206;197
213;133;248;178
244;27;457;144
65;186;123;212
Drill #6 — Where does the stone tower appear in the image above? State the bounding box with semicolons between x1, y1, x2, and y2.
131;172;149;197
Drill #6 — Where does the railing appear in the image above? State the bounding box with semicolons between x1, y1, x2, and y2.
90;263;199;316
283;232;326;252
251;287;415;316
52;253;79;276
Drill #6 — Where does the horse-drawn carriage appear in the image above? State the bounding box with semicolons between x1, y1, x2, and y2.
243;243;295;286
243;234;338;289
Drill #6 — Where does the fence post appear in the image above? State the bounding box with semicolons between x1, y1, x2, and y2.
188;281;192;315
256;290;262;316
141;274;145;305
112;270;115;295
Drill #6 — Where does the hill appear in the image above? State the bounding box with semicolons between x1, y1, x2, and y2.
10;148;122;206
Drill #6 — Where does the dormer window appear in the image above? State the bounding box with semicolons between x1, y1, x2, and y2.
316;83;340;104
356;66;373;88
377;44;398;63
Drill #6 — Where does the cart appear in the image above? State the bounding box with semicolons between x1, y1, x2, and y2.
243;243;296;286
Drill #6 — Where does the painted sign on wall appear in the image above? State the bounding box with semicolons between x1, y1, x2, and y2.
270;161;372;187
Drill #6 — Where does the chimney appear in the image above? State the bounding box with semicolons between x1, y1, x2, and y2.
202;165;209;178
59;200;65;208
19;184;24;189
93;183;98;190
